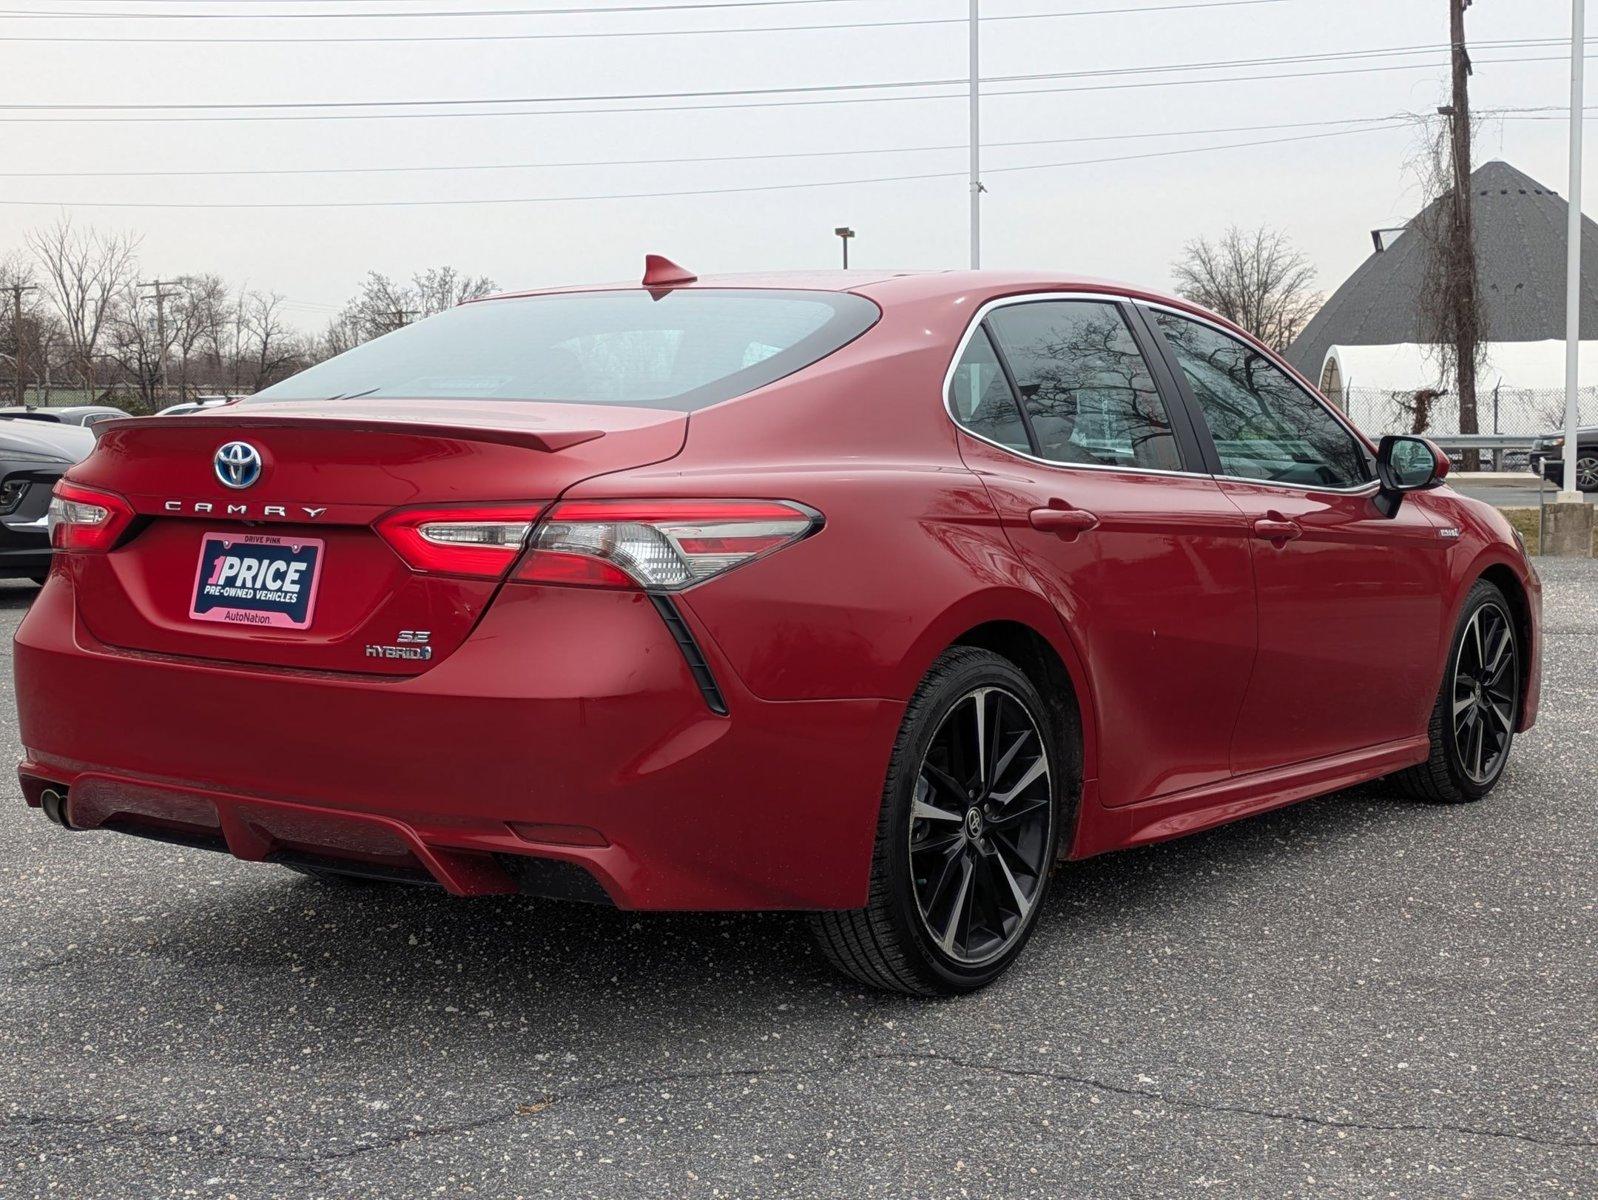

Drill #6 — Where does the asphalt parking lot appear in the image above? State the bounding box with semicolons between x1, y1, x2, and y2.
1;566;1594;1200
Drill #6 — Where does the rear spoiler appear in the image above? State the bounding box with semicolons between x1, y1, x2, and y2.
96;413;605;454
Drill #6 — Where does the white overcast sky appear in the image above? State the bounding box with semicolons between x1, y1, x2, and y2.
1;0;1588;332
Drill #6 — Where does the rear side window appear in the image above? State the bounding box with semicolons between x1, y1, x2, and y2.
248;289;880;412
985;300;1183;472
1152;311;1372;488
948;327;1031;454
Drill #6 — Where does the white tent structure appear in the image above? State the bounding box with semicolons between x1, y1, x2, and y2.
1288;162;1598;438
1323;340;1598;394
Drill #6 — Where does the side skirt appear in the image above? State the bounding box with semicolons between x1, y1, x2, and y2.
1068;736;1431;859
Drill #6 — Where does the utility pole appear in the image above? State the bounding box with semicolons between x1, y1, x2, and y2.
139;279;181;404
1447;0;1481;467
1562;0;1586;503
9;282;36;408
968;0;982;269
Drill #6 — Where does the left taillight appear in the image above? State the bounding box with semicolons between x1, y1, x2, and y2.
375;503;542;578
48;480;135;552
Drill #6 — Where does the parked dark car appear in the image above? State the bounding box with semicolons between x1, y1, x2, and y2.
1530;428;1598;491
0;415;94;582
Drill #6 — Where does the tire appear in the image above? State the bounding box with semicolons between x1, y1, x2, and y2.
1577;454;1598;493
810;647;1064;995
1393;579;1521;804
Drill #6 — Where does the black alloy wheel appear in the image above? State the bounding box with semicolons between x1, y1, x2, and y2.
1450;600;1519;787
908;686;1052;966
1395;579;1521;804
810;647;1064;995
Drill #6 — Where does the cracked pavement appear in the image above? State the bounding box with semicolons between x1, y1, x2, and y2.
2;561;1595;1199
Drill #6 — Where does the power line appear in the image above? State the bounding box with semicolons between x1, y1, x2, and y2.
0;0;1287;18
0;0;885;16
0;0;1306;41
0;121;1415;208
13;106;1582;181
2;50;1582;123
0;40;1566;113
0;115;1421;178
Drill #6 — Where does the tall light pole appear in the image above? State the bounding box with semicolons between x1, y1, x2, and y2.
969;0;982;269
1561;0;1586;503
834;226;855;269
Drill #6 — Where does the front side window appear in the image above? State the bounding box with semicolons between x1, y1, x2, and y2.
248;289;880;412
1153;311;1372;488
985;300;1182;472
948;326;1031;453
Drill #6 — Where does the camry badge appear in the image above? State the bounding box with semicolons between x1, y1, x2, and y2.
214;442;263;490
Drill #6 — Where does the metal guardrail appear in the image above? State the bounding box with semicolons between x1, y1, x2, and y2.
1425;434;1543;474
1426;434;1542;451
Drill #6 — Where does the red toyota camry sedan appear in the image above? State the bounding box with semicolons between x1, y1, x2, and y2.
17;261;1541;995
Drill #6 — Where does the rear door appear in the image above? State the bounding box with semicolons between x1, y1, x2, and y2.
950;295;1258;808
1140;305;1449;772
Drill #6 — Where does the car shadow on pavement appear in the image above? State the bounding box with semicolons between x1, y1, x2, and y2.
53;778;1412;1022
0;583;41;611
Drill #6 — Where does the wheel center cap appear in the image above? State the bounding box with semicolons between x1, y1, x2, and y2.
964;808;984;840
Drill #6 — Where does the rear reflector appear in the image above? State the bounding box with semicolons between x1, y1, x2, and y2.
516;499;819;591
48;480;135;552
375;503;542;578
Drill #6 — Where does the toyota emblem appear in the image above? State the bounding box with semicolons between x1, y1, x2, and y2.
214;441;263;490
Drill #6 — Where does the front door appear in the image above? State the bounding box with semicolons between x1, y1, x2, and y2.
1142;306;1450;773
949;296;1258;808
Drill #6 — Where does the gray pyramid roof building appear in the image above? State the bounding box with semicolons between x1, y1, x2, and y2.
1286;160;1598;379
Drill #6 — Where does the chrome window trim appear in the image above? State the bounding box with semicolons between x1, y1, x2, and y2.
940;291;1209;482
1134;300;1381;497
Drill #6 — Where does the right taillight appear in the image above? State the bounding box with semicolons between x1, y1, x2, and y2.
48;480;135;552
517;499;821;591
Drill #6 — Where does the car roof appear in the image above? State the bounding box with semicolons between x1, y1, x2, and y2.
473;268;1201;312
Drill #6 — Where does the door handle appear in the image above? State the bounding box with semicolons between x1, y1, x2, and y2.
1029;505;1099;538
1252;515;1302;545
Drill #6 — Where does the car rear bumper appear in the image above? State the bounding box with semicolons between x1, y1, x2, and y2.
15;574;902;910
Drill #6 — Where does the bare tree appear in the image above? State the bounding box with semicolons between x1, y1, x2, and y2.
1171;225;1321;352
25;216;140;396
105;281;166;411
0;252;45;402
332;267;496;348
170;274;232;396
412;266;496;315
238;290;303;391
1412;111;1485;449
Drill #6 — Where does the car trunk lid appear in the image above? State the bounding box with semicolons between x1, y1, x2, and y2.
65;400;686;675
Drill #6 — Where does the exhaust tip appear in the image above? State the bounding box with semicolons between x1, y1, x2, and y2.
39;787;73;830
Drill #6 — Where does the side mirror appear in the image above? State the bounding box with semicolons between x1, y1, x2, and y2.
1374;435;1448;518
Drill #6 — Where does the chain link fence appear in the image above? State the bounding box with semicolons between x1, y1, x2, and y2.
1331;385;1598;471
1335;385;1597;439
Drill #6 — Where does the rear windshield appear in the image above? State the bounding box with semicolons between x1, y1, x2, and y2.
248;288;879;412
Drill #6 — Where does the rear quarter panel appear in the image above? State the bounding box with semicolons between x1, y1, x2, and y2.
561;287;1104;781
